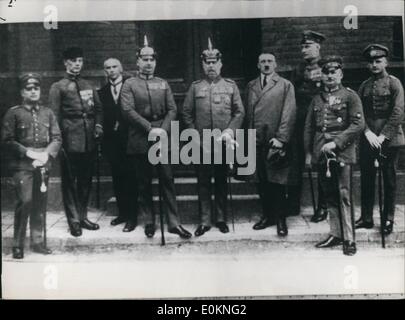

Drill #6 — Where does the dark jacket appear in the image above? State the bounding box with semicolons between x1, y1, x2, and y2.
182;77;245;135
120;75;177;154
358;71;405;147
98;76;130;157
304;85;365;164
48;73;103;153
1;104;61;171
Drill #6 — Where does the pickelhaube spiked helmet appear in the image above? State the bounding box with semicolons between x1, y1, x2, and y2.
201;38;222;61
137;35;156;58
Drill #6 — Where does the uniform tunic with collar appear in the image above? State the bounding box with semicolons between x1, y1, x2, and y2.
120;75;177;155
304;85;365;165
120;74;181;229
2;104;61;171
48;73;103;153
48;73;102;224
358;71;405;147
182;77;244;135
304;85;365;242
358;71;404;223
182;76;245;226
1;103;61;248
288;58;325;216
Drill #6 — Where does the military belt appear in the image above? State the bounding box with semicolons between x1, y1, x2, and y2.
63;113;95;119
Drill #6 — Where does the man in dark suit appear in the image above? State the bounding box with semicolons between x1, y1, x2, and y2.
356;44;404;235
120;37;191;239
245;52;297;236
98;58;138;232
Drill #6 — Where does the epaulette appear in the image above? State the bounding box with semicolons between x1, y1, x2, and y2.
224;78;236;84
346;87;354;92
10;105;20;110
389;74;400;81
192;79;203;85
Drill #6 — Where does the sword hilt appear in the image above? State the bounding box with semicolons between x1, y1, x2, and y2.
40;167;47;193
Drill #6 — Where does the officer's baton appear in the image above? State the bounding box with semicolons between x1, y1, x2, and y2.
375;157;386;248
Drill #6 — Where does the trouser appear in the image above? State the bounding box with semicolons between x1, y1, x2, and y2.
318;163;354;241
196;163;228;226
61;151;95;225
360;142;399;223
256;153;287;220
106;146;138;223
130;154;179;229
12;169;48;248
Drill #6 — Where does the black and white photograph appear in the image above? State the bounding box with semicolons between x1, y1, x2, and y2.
1;0;404;302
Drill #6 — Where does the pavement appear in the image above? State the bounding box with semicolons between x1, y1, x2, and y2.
2;206;404;300
2;206;404;253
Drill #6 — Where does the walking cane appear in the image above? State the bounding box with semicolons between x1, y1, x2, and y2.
308;168;317;216
349;165;356;242
375;156;386;248
96;142;101;209
228;162;235;232
326;155;346;254
157;145;166;246
40;167;48;248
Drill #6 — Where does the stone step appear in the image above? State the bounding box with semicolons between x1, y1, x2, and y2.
1;173;404;213
1;208;404;254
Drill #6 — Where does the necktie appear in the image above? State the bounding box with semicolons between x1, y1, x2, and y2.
263;76;267;89
111;80;122;95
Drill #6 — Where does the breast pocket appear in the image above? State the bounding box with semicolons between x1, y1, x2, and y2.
313;107;322;126
332;102;348;122
17;122;29;139
38;122;50;143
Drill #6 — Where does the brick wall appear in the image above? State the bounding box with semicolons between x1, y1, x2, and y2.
1;16;404;176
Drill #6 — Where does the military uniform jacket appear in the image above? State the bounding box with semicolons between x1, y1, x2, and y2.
358;71;405;147
49;73;103;153
182;77;245;135
245;73;297;185
1;104;62;171
120;75;177;154
291;58;322;120
304;85;365;164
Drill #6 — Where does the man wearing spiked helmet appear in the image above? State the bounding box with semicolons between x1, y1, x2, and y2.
120;36;192;239
182;38;245;237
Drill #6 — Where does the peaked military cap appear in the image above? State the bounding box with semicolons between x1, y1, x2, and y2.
301;30;326;44
19;73;41;88
63;46;84;60
137;35;157;58
319;55;343;72
362;44;389;60
201;38;222;62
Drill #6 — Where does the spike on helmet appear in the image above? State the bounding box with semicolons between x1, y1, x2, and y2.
201;37;222;61
137;35;156;58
